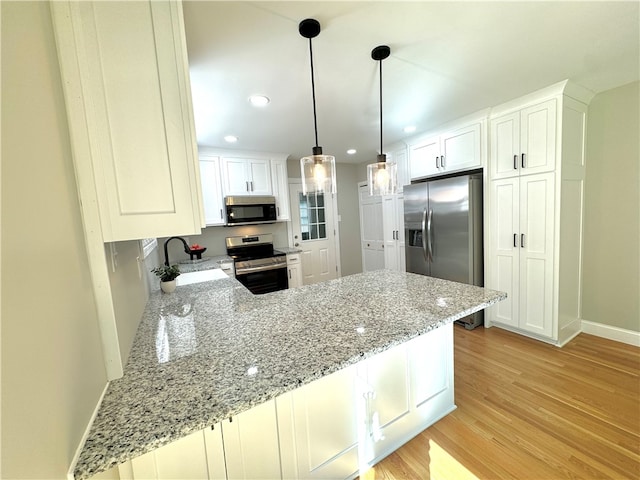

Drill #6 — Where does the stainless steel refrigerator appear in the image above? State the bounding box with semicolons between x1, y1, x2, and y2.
404;173;484;329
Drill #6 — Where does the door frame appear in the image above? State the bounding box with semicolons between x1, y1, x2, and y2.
287;178;342;279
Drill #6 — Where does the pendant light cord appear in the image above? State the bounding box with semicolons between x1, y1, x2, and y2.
379;57;384;159
308;38;319;149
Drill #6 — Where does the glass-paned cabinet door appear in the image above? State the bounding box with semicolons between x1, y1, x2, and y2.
299;192;327;241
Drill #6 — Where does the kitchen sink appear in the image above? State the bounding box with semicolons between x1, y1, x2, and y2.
176;269;229;286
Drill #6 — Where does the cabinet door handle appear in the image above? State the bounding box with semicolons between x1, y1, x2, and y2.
435;156;440;169
441;155;445;168
245;181;249;191
513;233;517;248
521;153;526;169
288;269;291;279
250;181;254;191
277;207;280;216
513;155;518;170
521;233;525;248
220;208;223;219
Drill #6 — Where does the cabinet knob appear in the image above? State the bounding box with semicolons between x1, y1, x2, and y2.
295;242;299;247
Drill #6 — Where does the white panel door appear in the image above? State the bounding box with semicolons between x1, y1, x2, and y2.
489;178;520;328
359;186;384;272
520;99;556;176
222;399;282;480
490;111;520;180
440;122;482;172
519;172;555;337
289;183;338;285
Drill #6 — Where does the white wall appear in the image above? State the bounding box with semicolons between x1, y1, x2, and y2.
335;163;363;276
1;2;109;477
582;81;640;332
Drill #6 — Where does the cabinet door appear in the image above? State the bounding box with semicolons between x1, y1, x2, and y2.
520;99;556;176
200;156;225;226
389;146;409;192
221;158;250;195
127;430;211;479
204;425;227;480
361;343;411;464
518;173;555;338
222;400;282;480
278;366;359;480
396;195;406;272
287;253;303;288
488;178;520;328
52;0;203;241
382;196;399;271
490;111;520;180
440;122;482;172
271;158;290;220
409;136;440;180
247;158;272;195
409;323;454;425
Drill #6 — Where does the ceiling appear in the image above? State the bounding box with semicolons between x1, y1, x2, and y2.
183;1;639;165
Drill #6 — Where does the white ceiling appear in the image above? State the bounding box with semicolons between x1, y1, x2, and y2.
183;1;639;165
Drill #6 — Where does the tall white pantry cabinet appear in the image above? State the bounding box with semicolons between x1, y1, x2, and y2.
486;81;593;346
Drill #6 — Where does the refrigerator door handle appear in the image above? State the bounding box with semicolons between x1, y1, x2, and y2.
421;208;428;261
427;209;434;262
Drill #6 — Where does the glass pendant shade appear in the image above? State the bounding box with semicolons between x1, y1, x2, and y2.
301;147;337;194
367;154;397;196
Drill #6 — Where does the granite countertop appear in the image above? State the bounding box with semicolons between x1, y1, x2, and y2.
275;246;303;254
177;255;232;273
74;270;505;479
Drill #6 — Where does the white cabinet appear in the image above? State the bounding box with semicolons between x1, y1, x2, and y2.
490;99;556;180
358;184;385;272
52;0;203;242
409;120;483;181
200;156;225;226
490;173;555;338
381;194;405;272
486;81;592;345
220;400;282;479
286;253;303;288
121;429;220;480
221;157;272;196
271;157;290;220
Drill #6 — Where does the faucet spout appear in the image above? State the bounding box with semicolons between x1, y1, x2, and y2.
163;236;190;266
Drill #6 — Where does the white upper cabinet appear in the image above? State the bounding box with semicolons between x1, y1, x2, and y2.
51;0;203;242
409;113;486;181
199;155;225;226
490;99;557;180
221;157;272;196
385;143;410;192
271;157;290;220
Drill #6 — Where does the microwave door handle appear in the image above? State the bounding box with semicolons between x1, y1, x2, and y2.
421;208;428;261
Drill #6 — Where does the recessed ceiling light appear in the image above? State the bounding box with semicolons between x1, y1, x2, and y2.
249;95;270;107
224;135;238;143
403;125;416;134
347;149;357;155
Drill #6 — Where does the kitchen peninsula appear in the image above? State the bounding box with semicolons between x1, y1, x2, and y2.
74;270;505;479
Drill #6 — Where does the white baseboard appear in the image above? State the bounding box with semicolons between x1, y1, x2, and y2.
68;382;110;480
581;320;640;347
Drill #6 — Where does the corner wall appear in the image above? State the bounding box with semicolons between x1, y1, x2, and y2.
1;2;109;477
582;81;640;332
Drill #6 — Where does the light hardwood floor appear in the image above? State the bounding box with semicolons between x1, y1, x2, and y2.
360;325;640;479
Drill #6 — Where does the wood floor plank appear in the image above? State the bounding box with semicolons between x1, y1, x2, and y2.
359;326;640;480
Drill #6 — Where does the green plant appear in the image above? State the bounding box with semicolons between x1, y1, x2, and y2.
151;264;181;282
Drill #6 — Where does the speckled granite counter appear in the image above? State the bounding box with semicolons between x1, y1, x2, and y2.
275;246;302;254
74;270;505;479
177;255;232;273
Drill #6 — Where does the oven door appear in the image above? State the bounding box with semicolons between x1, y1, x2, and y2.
235;264;288;294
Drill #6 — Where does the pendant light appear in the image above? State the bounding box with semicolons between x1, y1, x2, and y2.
299;18;337;195
367;45;397;196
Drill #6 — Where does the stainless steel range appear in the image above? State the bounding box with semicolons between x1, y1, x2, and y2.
225;234;288;294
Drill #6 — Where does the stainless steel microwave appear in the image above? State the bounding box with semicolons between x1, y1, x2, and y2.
224;196;277;226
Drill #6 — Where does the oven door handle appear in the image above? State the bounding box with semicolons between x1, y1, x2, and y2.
235;264;287;275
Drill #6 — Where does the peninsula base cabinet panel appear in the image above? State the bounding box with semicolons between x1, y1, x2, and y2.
108;325;456;480
52;0;203;242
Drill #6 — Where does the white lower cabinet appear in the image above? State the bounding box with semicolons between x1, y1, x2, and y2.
112;325;455;480
287;253;303;288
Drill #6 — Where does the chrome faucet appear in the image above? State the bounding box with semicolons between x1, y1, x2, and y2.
163;236;190;266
